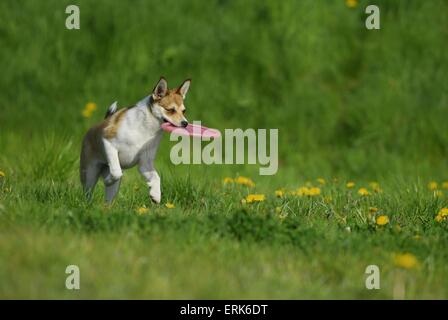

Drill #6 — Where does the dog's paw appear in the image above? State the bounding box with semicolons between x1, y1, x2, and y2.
149;189;161;204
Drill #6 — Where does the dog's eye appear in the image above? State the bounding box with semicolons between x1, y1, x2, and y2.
167;108;175;113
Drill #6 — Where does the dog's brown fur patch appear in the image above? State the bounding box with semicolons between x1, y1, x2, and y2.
158;89;184;109
103;108;129;139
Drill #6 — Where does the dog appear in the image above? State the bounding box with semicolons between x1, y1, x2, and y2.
80;77;190;203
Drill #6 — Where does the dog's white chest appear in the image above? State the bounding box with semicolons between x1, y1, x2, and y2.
111;106;162;168
115;136;145;168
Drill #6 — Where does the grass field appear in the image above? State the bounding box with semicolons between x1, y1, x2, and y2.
1;0;448;299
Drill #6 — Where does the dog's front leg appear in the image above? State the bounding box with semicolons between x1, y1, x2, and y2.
139;162;161;204
102;138;123;185
138;134;162;204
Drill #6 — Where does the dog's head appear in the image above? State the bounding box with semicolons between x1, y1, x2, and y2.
150;77;190;127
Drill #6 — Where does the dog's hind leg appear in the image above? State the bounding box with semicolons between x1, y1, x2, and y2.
102;166;121;203
80;135;103;201
80;162;103;201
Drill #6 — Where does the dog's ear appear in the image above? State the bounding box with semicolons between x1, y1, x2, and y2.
177;79;191;99
152;77;168;99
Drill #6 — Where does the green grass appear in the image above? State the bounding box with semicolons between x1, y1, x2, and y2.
1;0;448;299
1;172;448;298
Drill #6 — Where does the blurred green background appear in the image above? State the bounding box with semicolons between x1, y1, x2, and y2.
1;0;447;183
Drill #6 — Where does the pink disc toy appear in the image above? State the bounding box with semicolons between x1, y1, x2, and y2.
161;122;221;138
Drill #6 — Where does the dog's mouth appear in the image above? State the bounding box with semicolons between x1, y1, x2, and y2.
161;117;178;127
162;117;185;127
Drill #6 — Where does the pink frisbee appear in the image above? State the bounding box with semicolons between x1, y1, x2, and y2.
161;122;221;138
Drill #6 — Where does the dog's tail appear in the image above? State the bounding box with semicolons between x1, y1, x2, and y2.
104;101;118;119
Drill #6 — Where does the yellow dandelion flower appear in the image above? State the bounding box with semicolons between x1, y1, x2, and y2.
275;189;284;198
345;0;358;8
376;215;389;226
81;102;97;118
358;188;370;196
434;208;448;222
308;187;321;196
223;177;234;184
369;182;382;193
297;187;310;196
245;194;265;203
428;181;438;190
235;176;255;187
136;207;149;215
369;207;379;214
317;178;326;185
165;202;175;209
346;181;355;188
0;170;5;178
324;196;332;203
85;102;97;112
442;182;448;189
435;208;448;222
369;181;379;188
393;253;418;269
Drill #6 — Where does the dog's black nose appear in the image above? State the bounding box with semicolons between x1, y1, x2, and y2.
181;120;188;127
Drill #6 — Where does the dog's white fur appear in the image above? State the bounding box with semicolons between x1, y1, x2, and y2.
80;77;190;203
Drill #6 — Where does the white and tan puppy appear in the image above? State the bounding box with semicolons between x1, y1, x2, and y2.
80;77;190;203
